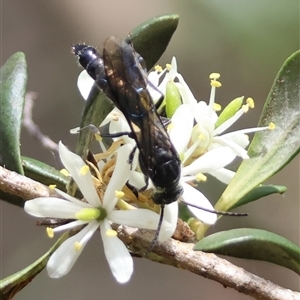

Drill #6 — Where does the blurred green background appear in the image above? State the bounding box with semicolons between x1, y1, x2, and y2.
1;0;299;299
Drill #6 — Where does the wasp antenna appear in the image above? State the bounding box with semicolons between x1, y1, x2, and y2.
148;204;165;252
182;201;248;216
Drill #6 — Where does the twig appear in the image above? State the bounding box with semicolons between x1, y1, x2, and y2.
22;92;59;153
117;226;299;300
1;167;299;299
0;166;63;201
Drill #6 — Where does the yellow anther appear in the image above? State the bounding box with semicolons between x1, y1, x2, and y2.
48;184;56;190
80;165;89;175
166;63;172;71
242;104;249;113
268;122;276;130
154;65;163;73
47;227;54;238
60;169;70;177
210;80;222;88
209;73;221;80
115;190;125;199
196;173;207;182
95;133;102;141
74;242;82;251
246;97;255;109
106;229;117;237
213;103;222;111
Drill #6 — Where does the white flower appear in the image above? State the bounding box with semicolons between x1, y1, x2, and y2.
151;60;270;184
76;66;218;226
147;60;271;219
24;142;177;283
99;111;218;226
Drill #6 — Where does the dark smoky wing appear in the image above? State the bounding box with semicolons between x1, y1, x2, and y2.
102;36;157;158
102;37;154;122
102;36;178;178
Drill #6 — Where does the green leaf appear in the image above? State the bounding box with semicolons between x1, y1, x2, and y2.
0;231;73;300
0;52;27;174
22;156;69;192
194;228;300;275
231;184;287;209
125;14;179;70
215;50;300;212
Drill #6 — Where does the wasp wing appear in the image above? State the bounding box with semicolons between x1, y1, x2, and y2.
103;37;177;178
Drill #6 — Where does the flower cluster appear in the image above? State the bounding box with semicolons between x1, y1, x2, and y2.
25;56;271;284
25;142;177;283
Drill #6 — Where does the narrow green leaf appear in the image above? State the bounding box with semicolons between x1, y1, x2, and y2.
125;14;179;70
231;184;287;209
215;50;300;212
0;52;27;174
194;228;300;275
22;156;69;192
0;231;73;300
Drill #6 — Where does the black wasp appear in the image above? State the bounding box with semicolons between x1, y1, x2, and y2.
72;36;183;243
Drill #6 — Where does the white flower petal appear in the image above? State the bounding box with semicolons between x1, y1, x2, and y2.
168;56;178;78
182;147;236;176
169;104;194;153
109;207;176;242
220;132;250;149
47;222;98;278
128;170;146;189
24;198;82;218
77;70;95;100
147;70;160;86
109;209;158;228
148;84;164;103
58;142;100;207
163;201;178;227
182;183;217;225
159;202;178;242
209;168;236;184
213;137;249;159
100;219;133;283
54;188;91;207
176;73;197;105
103;144;131;211
100;107;120;127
